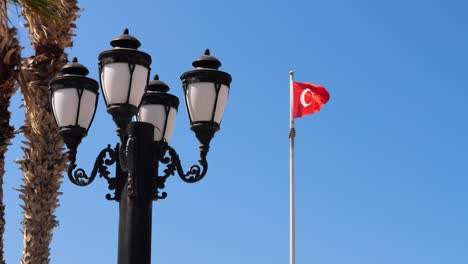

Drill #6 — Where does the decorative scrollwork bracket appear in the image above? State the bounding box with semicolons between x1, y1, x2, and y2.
149;143;209;200
67;144;124;201
158;144;209;184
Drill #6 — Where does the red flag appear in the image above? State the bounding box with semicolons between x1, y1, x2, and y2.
292;82;329;118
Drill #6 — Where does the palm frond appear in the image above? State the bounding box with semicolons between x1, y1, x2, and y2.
9;0;63;24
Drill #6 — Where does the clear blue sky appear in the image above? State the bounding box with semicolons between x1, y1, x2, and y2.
4;0;468;263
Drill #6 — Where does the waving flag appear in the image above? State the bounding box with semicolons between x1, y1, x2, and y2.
292;82;329;118
288;71;330;264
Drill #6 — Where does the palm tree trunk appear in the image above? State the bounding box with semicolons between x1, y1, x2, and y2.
0;75;16;264
18;60;69;262
0;88;14;264
18;56;68;264
0;1;22;262
0;65;18;264
18;1;79;263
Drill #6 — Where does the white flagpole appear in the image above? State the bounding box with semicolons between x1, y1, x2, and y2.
289;70;296;264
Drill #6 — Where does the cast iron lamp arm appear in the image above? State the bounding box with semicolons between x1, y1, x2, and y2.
67;144;118;187
150;142;208;201
161;144;209;183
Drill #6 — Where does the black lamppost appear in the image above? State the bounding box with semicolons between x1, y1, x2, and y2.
48;29;232;264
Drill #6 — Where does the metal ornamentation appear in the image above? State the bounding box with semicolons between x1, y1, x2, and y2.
159;145;208;184
143;143;209;201
126;135;137;199
151;172;169;201
66;140;210;202
67;144;124;201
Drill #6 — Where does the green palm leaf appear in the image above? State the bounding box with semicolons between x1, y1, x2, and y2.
8;0;63;24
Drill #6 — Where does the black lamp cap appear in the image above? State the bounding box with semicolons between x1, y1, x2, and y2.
110;28;141;49
192;49;222;69
59;57;89;76
141;75;179;109
146;74;170;93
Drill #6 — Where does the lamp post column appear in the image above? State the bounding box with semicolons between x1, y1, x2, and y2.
117;122;155;264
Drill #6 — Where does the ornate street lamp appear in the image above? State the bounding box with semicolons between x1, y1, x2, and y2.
49;30;232;264
181;49;232;153
136;74;179;143
98;28;151;139
49;57;99;163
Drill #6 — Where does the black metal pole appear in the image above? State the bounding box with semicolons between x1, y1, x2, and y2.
117;122;155;264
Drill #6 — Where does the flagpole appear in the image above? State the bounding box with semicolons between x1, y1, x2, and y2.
289;70;296;264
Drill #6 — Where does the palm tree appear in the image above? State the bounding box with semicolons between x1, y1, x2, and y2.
0;2;22;263
0;0;79;263
14;0;79;263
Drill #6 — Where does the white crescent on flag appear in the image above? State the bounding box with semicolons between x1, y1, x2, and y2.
299;88;314;107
